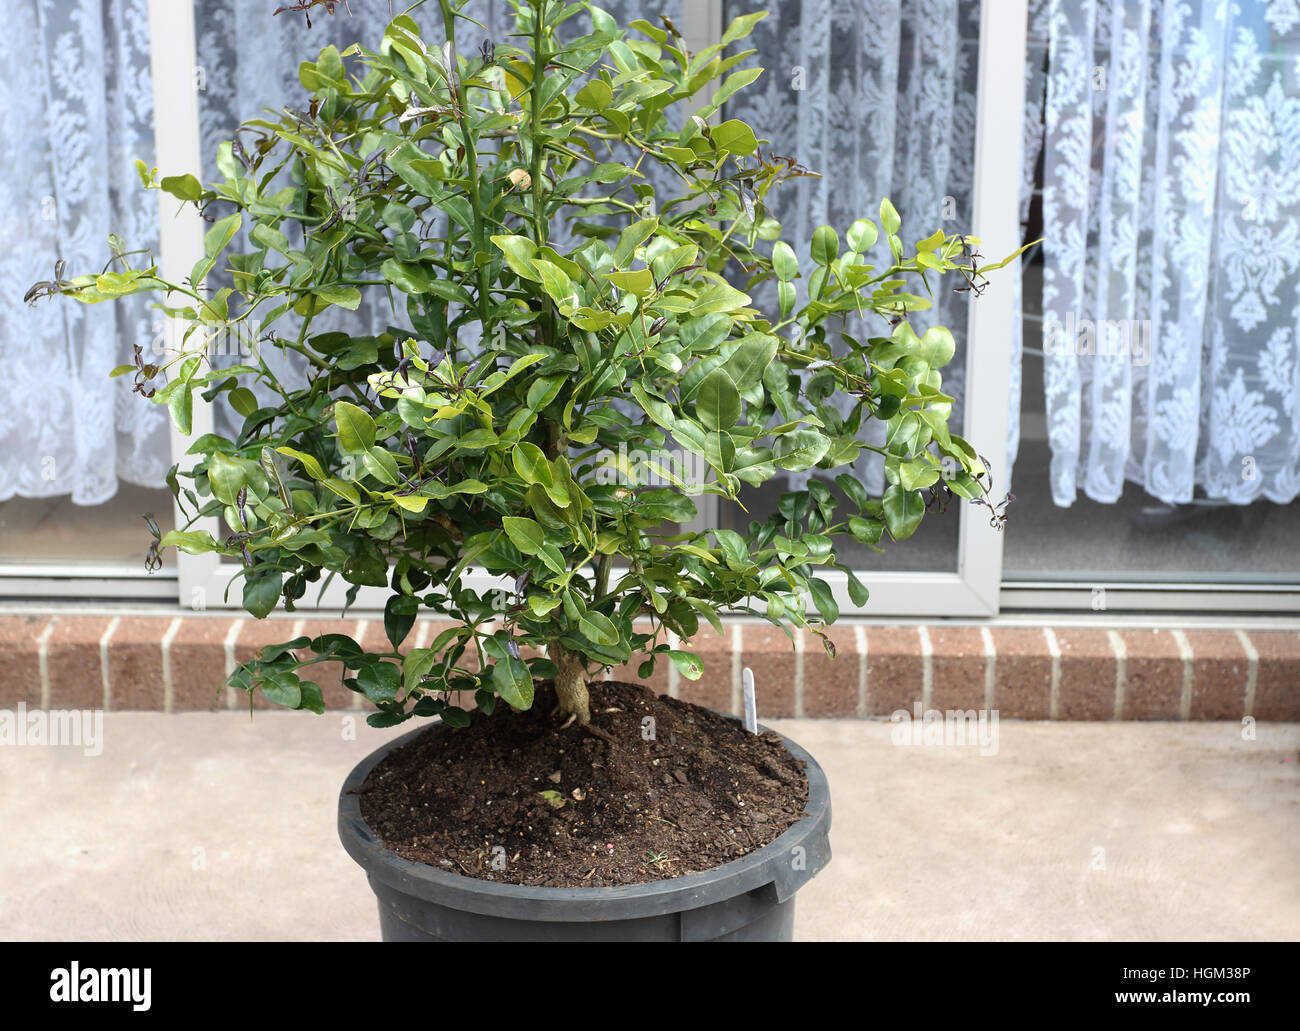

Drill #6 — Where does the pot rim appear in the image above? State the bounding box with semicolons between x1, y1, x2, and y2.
338;716;831;922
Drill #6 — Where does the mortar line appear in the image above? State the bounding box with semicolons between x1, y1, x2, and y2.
222;619;243;710
854;624;868;717
37;616;58;709
981;626;996;711
99;616;121;711
918;625;933;712
1171;628;1194;720
160;616;183;713
1044;627;1061;720
1107;630;1127;720
1235;629;1258;718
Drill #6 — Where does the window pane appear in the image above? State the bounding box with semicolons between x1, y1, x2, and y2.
718;0;982;573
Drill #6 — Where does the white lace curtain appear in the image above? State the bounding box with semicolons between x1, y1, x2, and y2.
0;0;165;505
8;0;1294;514
1036;0;1300;507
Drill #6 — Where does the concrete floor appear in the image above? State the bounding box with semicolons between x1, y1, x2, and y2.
1;714;1297;941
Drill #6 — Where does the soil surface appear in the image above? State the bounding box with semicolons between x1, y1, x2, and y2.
355;680;809;887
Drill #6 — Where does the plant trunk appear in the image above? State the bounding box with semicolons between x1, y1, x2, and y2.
550;643;590;725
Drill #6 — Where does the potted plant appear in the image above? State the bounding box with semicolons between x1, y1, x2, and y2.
32;0;1019;941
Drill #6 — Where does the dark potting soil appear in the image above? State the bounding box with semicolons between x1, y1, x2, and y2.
355;679;809;888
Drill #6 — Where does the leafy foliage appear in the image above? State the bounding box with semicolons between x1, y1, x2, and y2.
39;0;1021;725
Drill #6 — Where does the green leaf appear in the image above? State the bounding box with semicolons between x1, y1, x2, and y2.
578;611;620;647
603;268;654;295
723;333;778;391
772;241;799;282
502;516;546;555
899;459;940;492
613;218;658;266
880;198;901;235
440;706;472;728
259;671;301;709
242;573;281;619
356;662;401;704
402;647;438;695
917;326;956;368
696;369;741;431
492;657;534;711
384;594;419;649
511;442;552;486
334;401;376;453
666;650;703;680
846;218;878;253
381;258;432;294
490;234;539;281
835;473;869;511
844;568;870;606
160;173;204;202
204;213;242;259
811;225;839;266
314;284;361;310
207;452;247;507
721;10;767;44
158;530;219;555
228;387;258;417
882;484;924;539
575;79;612;109
277;446;327;481
710;119;758;156
296;681;326;714
807;578;839;622
773;430;830;472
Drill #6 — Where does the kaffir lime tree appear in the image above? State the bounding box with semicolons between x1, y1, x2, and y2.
33;1;1020;726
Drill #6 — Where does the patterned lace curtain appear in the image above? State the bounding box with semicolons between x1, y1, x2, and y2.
0;0;164;505
1037;0;1300;507
0;1;675;500
722;0;987;494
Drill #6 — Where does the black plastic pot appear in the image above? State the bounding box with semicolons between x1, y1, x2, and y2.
338;720;831;941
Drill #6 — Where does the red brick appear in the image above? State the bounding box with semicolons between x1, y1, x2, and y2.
928;626;987;712
47;616;111;709
0;614;53;708
1054;629;1117;720
1250;631;1300;722
170;617;237;711
989;627;1053;720
1118;628;1183;720
738;622;798;718
102;617;179;710
802;624;861;717
675;624;734;714
864;626;923;717
1185;630;1249;720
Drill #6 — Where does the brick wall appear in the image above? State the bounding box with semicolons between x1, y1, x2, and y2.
1;613;1296;720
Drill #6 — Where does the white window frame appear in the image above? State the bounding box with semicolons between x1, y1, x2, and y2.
4;0;1268;615
154;0;1026;617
